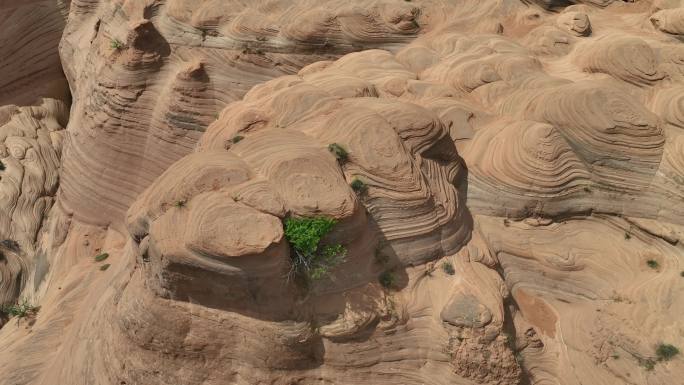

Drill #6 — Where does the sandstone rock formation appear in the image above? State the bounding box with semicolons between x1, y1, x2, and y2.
0;0;683;385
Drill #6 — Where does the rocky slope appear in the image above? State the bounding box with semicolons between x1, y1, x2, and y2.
0;0;683;384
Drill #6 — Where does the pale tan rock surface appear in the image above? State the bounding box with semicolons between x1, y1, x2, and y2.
0;1;683;385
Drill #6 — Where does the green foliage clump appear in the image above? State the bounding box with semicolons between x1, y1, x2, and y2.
284;217;346;283
0;160;5;171
100;264;111;271
94;252;109;262
379;270;396;289
110;38;124;50
656;343;679;361
1;299;38;319
174;199;186;208
285;217;336;257
232;135;244;143
308;244;345;281
624;232;631;240
350;178;367;194
442;261;455;275
647;259;659;270
328;143;348;163
1;239;19;251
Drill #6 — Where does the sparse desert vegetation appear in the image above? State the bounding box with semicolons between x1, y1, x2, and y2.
350;177;367;194
284;217;346;283
442;261;455;275
1;299;38;319
328;143;348;163
656;343;679;361
110;38;124;50
379;270;396;289
2;1;684;384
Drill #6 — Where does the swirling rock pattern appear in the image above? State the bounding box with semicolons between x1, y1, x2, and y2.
1;0;684;385
56;0;434;226
576;36;666;85
0;99;68;305
651;8;684;35
557;11;591;36
0;0;71;330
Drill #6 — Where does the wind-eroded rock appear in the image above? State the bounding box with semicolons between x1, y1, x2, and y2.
56;0;433;226
0;99;68;304
1;0;684;385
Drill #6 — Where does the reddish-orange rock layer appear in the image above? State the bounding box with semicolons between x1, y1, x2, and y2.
0;1;683;385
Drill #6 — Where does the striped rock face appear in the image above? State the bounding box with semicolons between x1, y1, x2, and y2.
1;1;684;385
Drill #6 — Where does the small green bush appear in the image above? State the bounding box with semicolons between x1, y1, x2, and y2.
1;239;19;251
647;259;659;269
328;143;348;163
100;264;111;271
94;252;109;262
174;199;186;208
656;343;679;361
285;217;335;256
232;135;244;143
442;261;455;275
625;232;631;240
284;217;346;283
0;160;5;171
308;244;345;281
350;178;367;194
110;38;124;50
379;270;396;289
1;299;37;318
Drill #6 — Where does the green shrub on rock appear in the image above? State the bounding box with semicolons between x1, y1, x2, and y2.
284;217;346;284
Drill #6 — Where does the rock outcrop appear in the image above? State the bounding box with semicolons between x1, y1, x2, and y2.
0;1;683;385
